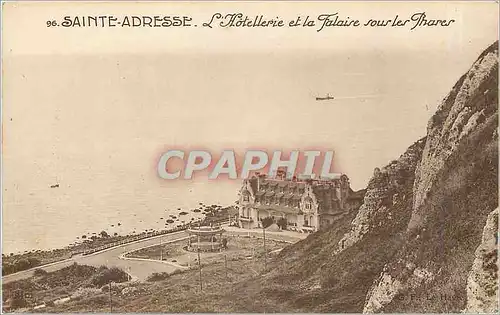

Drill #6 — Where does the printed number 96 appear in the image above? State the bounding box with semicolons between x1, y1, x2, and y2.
47;20;58;27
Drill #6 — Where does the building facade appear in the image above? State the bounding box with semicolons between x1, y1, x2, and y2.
237;172;355;232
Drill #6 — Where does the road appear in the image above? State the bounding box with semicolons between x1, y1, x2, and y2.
2;227;306;284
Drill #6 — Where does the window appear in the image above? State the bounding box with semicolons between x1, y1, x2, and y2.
304;197;313;210
243;194;249;202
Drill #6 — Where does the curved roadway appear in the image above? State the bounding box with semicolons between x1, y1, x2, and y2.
2;227;306;284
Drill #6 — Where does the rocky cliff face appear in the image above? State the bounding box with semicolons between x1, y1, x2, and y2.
465;208;498;313
214;42;498;313
335;139;426;255
411;42;498;228
363;41;498;313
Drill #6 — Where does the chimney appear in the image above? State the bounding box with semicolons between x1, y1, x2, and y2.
276;168;286;180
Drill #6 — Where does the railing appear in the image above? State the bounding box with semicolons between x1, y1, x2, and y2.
301;225;315;232
82;217;230;256
238;216;253;222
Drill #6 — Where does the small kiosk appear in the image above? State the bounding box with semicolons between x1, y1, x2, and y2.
186;224;226;252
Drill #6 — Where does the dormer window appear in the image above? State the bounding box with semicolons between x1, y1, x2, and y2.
243;194;249;202
304;196;313;210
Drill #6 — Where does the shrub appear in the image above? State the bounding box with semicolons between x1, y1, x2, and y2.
277;217;287;230
33;268;48;277
2;257;41;275
9;295;27;309
90;266;128;287
170;269;185;276
261;216;274;229
146;272;170;282
146;269;186;282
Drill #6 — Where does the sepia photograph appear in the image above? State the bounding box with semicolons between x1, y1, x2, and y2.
1;1;498;313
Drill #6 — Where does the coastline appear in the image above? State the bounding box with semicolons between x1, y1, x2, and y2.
2;205;237;277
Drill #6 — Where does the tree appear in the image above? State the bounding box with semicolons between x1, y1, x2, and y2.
261;216;274;229
260;217;274;272
100;231;110;238
277;217;287;230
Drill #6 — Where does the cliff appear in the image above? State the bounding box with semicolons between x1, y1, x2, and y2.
465;208;498;313
221;41;498;313
364;41;498;313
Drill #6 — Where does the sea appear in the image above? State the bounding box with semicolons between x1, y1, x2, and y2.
2;180;241;255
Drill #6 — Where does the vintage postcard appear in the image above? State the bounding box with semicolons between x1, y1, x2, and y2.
1;1;498;313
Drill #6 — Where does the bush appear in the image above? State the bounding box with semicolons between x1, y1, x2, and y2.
2;257;41;275
90;266;128;287
261;216;274;229
9;295;27;309
277;217;287;230
33;268;48;277
146;269;185;282
146;272;170;282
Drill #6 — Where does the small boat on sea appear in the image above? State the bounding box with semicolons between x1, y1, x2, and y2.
315;93;335;101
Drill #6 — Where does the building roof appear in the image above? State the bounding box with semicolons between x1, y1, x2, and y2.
244;174;351;214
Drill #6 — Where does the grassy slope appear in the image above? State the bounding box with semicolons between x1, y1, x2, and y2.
187;140;425;313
